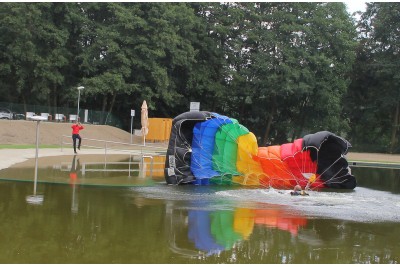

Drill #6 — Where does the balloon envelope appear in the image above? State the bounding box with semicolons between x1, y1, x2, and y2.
164;111;356;189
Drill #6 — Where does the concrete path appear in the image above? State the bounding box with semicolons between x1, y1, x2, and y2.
1;148;400;171
347;152;400;163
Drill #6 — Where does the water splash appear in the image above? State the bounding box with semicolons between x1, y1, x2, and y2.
132;186;400;222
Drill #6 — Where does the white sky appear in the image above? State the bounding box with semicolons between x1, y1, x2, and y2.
343;1;367;14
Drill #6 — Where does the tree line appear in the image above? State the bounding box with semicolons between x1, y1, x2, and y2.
0;2;398;153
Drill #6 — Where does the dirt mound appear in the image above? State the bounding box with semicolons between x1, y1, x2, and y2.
0;120;141;145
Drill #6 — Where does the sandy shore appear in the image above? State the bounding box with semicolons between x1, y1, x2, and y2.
1;148;400;171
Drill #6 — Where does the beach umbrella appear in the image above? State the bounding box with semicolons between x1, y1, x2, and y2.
141;100;149;146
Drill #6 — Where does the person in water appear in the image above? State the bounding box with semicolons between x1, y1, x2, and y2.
290;185;309;196
71;120;84;154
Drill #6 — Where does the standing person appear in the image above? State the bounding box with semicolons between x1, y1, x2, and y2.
71;121;84;154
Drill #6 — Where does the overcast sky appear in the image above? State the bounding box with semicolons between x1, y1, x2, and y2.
343;1;367;13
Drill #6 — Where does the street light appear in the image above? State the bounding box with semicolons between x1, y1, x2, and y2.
26;115;47;205
77;86;84;121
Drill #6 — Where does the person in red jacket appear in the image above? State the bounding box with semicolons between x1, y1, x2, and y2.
71;121;84;154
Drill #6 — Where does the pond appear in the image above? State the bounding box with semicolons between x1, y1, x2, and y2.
0;154;399;263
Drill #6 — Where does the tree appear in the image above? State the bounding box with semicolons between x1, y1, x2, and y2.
347;3;400;153
0;2;361;141
0;3;83;114
78;3;199;123
222;3;357;144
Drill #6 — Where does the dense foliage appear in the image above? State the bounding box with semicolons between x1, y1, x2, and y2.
0;2;398;152
346;2;400;153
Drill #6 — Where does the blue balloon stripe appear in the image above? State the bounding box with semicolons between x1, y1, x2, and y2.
191;114;233;180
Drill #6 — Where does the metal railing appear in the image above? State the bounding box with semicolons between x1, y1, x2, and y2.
349;161;400;169
60;135;167;177
60;135;166;154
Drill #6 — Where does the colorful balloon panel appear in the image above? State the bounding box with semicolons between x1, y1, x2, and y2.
257;146;295;188
234;132;265;186
213;122;248;175
191;114;233;184
164;111;356;189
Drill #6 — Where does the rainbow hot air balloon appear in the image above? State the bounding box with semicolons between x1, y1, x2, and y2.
164;111;264;185
255;131;356;189
164;111;356;190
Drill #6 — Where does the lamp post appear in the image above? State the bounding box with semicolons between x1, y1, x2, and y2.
77;86;84;121
26;115;47;205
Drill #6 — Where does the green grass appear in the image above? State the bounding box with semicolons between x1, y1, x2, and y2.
0;144;61;149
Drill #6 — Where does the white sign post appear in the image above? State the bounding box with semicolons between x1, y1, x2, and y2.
130;109;135;144
84;109;88;123
190;102;200;112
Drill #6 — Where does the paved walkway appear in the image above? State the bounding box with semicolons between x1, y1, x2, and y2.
1;148;399;171
346;152;400;163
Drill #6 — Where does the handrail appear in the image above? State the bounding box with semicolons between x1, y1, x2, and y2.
60;134;167;178
349;161;400;169
60;135;167;179
60;134;167;155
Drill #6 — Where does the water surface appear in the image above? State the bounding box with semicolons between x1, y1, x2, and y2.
0;155;399;263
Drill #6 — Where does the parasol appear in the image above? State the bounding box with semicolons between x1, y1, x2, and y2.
141;100;149;146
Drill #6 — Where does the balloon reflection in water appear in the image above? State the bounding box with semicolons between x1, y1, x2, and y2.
170;205;307;256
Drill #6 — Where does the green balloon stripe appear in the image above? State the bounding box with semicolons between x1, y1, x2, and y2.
213;122;249;176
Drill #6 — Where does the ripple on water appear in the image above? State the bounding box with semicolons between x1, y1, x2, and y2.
131;185;400;222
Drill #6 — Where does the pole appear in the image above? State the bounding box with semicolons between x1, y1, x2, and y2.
130;109;135;144
130;116;133;144
77;89;80;120
76;86;84;122
33;120;40;195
